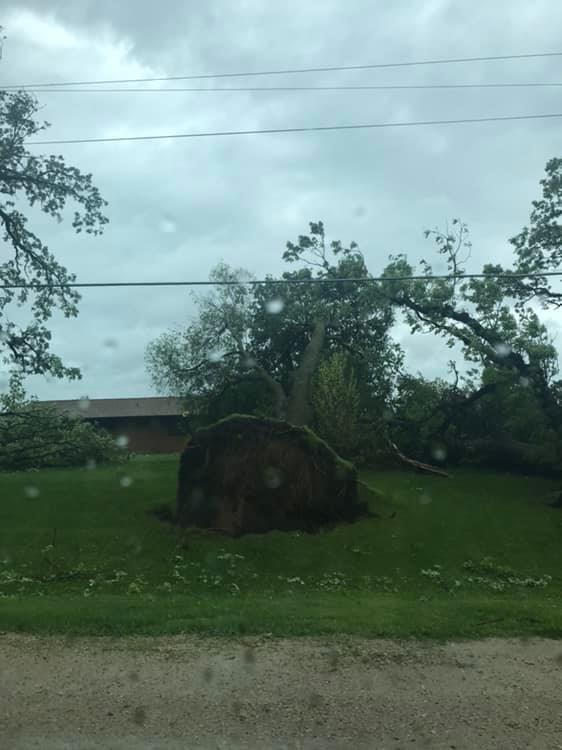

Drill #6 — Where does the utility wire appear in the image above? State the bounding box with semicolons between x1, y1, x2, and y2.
28;112;562;146
2;270;562;291
15;82;562;93
5;50;562;89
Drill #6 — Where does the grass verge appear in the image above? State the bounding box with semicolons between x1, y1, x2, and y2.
1;455;561;638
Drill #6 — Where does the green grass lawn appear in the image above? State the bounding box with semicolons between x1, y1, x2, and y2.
1;455;561;638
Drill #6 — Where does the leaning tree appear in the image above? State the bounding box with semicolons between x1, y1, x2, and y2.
146;221;401;427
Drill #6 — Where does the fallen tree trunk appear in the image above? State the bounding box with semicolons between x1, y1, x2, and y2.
388;440;451;478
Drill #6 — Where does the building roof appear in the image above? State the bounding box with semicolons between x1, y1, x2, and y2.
41;397;185;419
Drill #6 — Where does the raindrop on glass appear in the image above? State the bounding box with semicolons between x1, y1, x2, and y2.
494;342;511;358
263;466;283;489
431;446;447;462
120;476;133;488
103;338;118;350
132;706;146;725
116;435;129;448
243;647;256;666
242;356;257;369
190;488;205;508
160;217;177;234
202;666;213;684
78;395;90;411
353;205;367;219
207;348;225;363
265;298;284;314
24;486;40;499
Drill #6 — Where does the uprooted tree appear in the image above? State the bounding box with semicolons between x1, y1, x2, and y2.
176;414;370;536
147;223;400;533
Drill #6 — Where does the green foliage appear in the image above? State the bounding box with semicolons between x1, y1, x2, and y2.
0;393;127;470
312;352;361;458
0;90;108;383
146;223;402;425
509;157;562;278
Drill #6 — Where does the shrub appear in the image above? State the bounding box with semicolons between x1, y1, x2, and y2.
311;352;361;459
0;402;127;470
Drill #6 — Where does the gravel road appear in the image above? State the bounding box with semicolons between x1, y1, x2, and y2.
1;635;562;749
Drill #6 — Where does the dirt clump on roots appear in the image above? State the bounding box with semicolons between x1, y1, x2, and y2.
176;414;369;536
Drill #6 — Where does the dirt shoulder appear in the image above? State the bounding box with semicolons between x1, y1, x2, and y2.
1;635;561;749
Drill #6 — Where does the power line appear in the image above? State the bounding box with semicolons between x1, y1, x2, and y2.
2;270;562;291
5;51;562;89
15;82;562;93
28;112;562;146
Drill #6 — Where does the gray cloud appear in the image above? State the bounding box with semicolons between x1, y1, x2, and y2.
1;1;561;400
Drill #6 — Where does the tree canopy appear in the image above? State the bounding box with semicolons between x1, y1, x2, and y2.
146;156;562;474
0;90;108;388
146;222;402;426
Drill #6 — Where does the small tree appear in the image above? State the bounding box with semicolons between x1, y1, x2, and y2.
312;352;361;458
0;383;127;470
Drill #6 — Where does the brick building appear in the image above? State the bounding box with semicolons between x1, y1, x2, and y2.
43;397;187;454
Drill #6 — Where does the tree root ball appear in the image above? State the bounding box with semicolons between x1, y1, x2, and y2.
176;414;369;536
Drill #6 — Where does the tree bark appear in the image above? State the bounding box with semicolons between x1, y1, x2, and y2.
287;319;326;425
254;365;288;420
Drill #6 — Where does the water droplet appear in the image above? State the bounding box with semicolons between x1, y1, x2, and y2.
353;205;367;218
242;356;257;369
0;549;12;565
265;298;284;314
202;666;213;683
263;466;283;489
116;435;129;448
431;446;447;462
190;488;205;508
85;458;97;470
160;217;177;234
494;342;511;358
24;486;40;499
78;395;90;411
243;647;256;666
120;476;133;488
308;692;322;708
103;338;118;349
207;348;225;363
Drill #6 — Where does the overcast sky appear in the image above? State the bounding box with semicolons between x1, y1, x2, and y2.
1;1;562;401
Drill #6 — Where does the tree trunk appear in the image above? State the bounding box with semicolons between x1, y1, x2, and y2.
254;365;288;420
287;319;326;425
